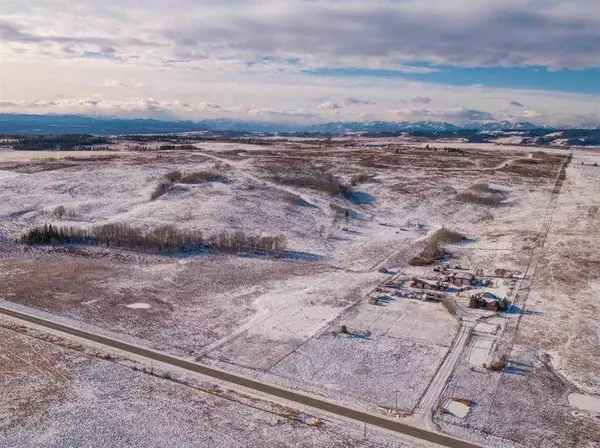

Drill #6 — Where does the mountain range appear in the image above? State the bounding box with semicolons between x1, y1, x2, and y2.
1;113;598;135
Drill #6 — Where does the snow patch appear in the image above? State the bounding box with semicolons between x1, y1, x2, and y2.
126;302;151;309
568;393;600;413
444;400;470;418
0;170;19;180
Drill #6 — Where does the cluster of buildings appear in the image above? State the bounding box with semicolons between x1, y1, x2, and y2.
411;271;475;291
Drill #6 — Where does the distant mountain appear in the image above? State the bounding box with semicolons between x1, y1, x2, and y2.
196;119;298;133
0;114;210;135
0;114;596;137
463;121;547;131
297;121;461;133
0;114;300;135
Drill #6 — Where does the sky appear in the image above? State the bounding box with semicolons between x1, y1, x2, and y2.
1;0;599;126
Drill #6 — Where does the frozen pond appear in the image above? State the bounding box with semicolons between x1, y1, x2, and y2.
569;393;600;413
126;302;151;310
0;170;19;180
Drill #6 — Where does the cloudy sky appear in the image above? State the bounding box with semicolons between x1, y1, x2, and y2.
1;0;599;125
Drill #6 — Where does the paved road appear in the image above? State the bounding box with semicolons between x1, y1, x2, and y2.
0;305;481;448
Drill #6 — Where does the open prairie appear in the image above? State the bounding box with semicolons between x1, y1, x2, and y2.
1;139;599;447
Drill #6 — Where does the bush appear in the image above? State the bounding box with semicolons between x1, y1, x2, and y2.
409;243;444;266
151;181;173;200
470;182;489;192
329;203;347;216
350;173;375;186
456;192;503;206
180;171;226;184
165;171;182;182
430;227;466;245
456;182;505;207
271;175;350;196
488;354;508;371
51;205;76;220
409;227;465;266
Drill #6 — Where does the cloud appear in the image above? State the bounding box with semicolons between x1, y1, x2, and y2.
3;1;599;71
0;21;152;48
345;97;375;106
198;102;221;110
411;96;432;104
318;101;342;110
103;80;145;88
510;101;525;107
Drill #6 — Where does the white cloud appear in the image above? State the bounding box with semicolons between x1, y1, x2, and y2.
2;0;599;70
103;80;146;88
198;102;221;110
1;0;599;128
318;101;342;110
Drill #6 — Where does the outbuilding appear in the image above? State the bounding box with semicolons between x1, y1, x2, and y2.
412;278;442;290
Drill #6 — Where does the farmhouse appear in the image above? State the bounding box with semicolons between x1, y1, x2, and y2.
447;272;475;287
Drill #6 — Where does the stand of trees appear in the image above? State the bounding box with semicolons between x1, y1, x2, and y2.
12;135;112;151
21;223;287;255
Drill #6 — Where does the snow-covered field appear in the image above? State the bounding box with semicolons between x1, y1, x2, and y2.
436;151;600;447
0;325;425;448
1;139;598;446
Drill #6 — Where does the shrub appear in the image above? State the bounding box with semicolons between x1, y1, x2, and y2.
350;173;375;186
53;206;66;219
430;227;466;245
164;171;182;182
456;182;505;207
456;192;503;206
409;243;444;266
470;182;489;192
282;193;312;207
179;170;226;184
151;181;173;200
409;227;465;266
271;175;350;196
329;203;347;216
487;354;508;371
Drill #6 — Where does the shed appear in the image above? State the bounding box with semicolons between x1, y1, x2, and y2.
412;278;442;290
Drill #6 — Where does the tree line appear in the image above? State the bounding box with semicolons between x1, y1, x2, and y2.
11;135;112;151
21;223;287;255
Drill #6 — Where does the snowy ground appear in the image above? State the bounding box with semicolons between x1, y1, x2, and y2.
436;151;600;447
1;139;598;445
0;325;427;448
